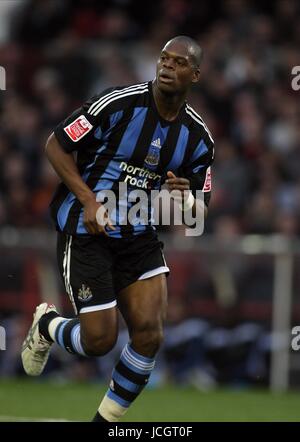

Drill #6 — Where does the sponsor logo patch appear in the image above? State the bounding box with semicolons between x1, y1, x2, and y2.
64;115;93;142
202;167;212;192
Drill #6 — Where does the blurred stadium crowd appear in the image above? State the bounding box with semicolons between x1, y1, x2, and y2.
0;0;299;388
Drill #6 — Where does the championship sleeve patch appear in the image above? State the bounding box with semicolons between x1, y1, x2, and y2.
63;115;93;142
202;167;212;192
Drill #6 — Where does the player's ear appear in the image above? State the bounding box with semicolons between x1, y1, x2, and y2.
192;67;200;83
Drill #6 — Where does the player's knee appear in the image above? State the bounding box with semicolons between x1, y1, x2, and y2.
132;326;164;356
82;334;116;357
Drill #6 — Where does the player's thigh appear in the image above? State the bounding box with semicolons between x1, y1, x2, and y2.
57;232;118;341
117;274;168;334
79;307;118;348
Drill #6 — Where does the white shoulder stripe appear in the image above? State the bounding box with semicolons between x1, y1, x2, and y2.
186;104;214;142
91;87;149;116
88;83;148;115
186;103;204;120
185;105;214;143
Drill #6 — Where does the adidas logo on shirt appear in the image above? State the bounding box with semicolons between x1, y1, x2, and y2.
151;138;161;148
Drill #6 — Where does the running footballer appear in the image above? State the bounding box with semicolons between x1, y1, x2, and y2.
21;36;214;422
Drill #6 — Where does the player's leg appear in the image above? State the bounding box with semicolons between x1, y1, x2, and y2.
22;303;118;376
119;274;168;357
21;233;118;375
40;307;118;356
93;274;168;422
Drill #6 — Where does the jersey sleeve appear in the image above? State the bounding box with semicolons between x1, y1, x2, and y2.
180;136;215;207
54;87;115;153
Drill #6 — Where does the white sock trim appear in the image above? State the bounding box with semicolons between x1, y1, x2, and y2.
98;396;127;422
48;317;67;342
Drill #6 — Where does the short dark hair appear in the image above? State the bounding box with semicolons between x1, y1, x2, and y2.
166;35;203;67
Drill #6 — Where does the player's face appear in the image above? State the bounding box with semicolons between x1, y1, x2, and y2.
156;41;200;95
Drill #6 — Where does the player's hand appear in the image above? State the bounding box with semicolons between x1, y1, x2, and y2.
83;197;115;236
165;171;190;194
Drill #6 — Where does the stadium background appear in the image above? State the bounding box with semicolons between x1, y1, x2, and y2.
0;0;300;421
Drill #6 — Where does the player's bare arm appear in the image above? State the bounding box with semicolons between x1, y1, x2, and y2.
45;133;114;235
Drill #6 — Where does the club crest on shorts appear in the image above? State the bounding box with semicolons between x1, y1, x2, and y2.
78;284;93;302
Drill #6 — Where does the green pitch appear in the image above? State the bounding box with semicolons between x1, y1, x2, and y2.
0;379;299;421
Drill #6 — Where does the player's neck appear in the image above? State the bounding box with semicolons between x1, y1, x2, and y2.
152;80;186;122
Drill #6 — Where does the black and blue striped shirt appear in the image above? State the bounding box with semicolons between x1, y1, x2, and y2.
50;81;214;238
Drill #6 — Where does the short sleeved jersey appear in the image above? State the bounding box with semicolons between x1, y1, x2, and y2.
51;81;214;237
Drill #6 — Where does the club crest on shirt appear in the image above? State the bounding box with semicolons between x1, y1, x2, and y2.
78;284;93;302
144;138;162;170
